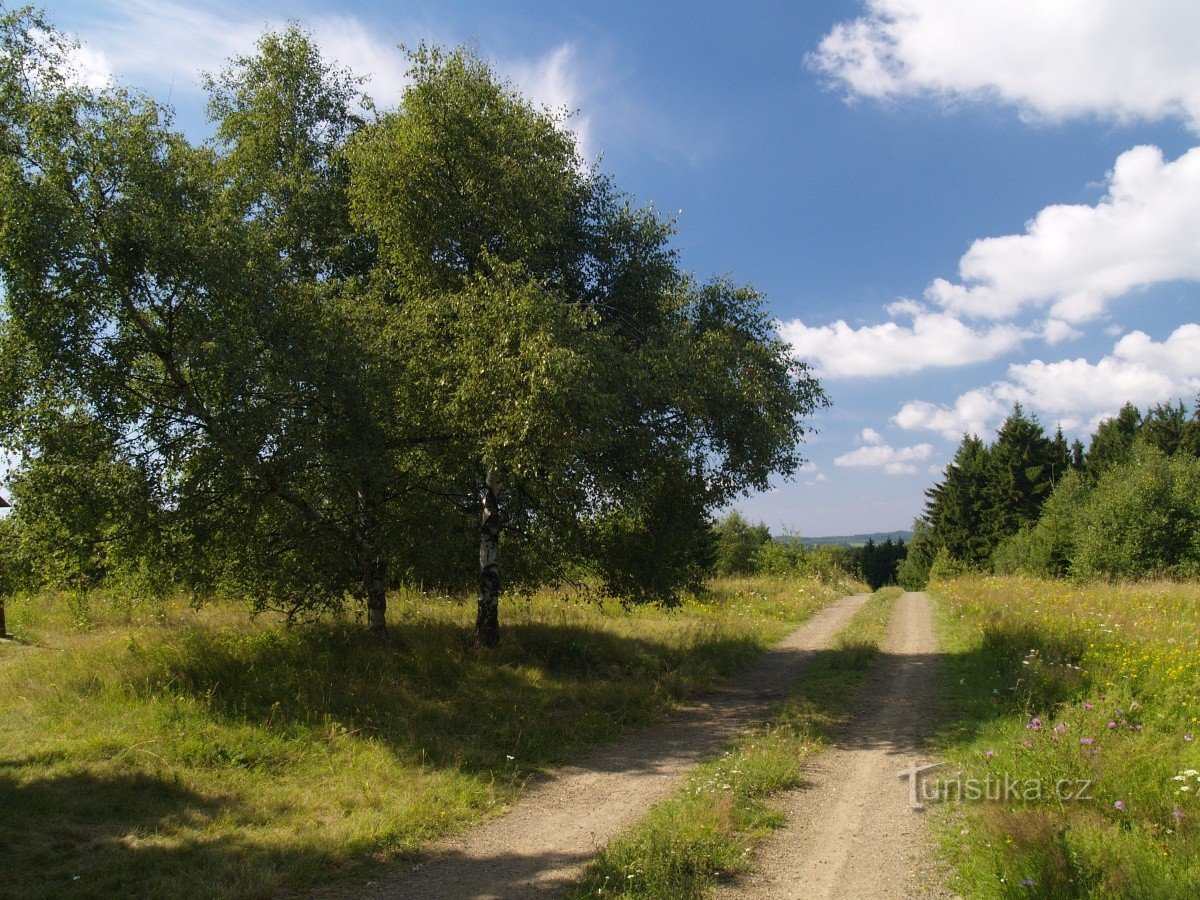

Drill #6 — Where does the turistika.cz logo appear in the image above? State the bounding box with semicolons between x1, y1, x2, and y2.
895;760;1095;811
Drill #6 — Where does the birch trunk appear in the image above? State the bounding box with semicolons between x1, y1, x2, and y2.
364;555;389;638
476;468;501;648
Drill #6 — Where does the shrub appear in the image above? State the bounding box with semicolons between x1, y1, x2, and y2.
1073;447;1200;579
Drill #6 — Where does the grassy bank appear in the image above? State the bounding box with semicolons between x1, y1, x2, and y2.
930;575;1200;898
0;575;855;898
567;585;901;899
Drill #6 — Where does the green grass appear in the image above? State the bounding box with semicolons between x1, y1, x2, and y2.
566;585;900;899
929;575;1200;898
0;575;857;898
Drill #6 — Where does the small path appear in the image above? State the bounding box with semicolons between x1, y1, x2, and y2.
337;593;871;900
715;591;951;899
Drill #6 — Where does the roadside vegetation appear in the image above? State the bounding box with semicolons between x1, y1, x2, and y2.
930;575;1200;898
568;586;901;899
902;400;1200;589
711;511;909;590
0;575;856;898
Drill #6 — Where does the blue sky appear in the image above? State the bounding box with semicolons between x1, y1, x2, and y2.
43;0;1200;536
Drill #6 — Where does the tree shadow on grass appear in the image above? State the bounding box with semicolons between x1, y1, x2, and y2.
0;768;340;899
131;617;767;777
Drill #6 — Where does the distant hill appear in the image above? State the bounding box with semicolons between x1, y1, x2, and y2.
775;530;913;548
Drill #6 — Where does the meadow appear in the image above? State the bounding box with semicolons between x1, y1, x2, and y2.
930;575;1200;898
0;576;853;898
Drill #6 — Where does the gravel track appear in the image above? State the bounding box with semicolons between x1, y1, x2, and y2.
333;592;871;900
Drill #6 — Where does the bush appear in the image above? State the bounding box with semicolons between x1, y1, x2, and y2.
1073;447;1200;579
896;521;936;590
927;548;967;583
751;540;807;575
991;469;1091;577
711;512;771;576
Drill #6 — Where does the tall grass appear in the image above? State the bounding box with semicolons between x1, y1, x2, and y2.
0;575;853;898
567;586;900;899
930;575;1200;898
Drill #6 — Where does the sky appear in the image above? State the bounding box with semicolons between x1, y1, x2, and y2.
29;0;1200;536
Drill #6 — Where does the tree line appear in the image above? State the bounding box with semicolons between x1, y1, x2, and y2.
709;511;907;589
0;10;826;644
899;399;1200;588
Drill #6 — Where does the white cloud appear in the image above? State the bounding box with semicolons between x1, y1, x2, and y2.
1042;318;1082;345
835;435;933;475
508;44;593;158
66;0;593;150
892;388;1007;441
860;427;885;445
926;145;1200;323
812;0;1200;133
779;303;1028;378
894;323;1200;438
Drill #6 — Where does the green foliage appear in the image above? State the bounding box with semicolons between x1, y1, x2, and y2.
750;538;808;575
1085;401;1142;477
1073;446;1200;580
853;536;907;590
897;519;937;590
923;434;995;567
0;12;827;634
917;398;1200;583
711;511;771;576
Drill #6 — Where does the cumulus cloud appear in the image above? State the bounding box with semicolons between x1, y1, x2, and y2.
812;0;1200;133
892;388;1007;441
779;303;1028;378
894;324;1200;439
926;145;1200;323
835;429;933;475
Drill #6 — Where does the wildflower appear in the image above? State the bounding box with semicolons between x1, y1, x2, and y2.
1186;733;1195;742
1027;717;1043;731
1084;702;1094;710
1174;809;1187;821
1114;800;1125;811
1020;877;1038;888
1107;721;1117;729
985;749;996;759
1080;737;1095;745
1055;723;1067;734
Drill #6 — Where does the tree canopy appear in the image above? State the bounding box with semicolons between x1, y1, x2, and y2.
0;11;826;644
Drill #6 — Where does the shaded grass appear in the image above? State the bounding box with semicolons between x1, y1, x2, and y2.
929;575;1200;898
566;586;899;899
0;575;856;898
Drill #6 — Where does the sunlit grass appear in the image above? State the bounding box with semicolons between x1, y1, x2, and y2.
0;575;855;898
930;575;1200;898
567;585;898;899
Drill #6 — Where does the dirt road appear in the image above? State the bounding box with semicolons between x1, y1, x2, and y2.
715;590;949;899
341;592;871;900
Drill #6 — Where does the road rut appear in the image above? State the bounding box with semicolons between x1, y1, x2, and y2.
339;592;871;900
715;590;950;899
